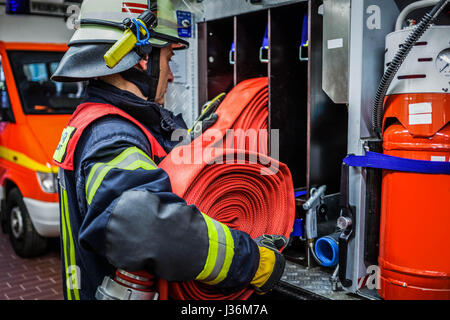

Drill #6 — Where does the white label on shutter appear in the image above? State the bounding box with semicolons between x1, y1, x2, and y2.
327;38;343;49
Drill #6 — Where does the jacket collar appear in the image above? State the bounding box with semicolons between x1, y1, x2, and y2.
83;80;188;152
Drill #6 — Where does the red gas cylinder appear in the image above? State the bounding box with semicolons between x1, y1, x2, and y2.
379;92;450;300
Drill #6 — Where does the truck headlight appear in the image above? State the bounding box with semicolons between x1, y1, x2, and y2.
36;172;58;194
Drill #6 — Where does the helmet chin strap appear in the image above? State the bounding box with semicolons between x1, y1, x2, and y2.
120;47;161;102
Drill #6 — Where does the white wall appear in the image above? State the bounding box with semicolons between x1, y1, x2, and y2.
0;4;74;44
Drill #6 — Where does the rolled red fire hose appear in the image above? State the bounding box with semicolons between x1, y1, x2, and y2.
156;77;296;300
160;148;295;300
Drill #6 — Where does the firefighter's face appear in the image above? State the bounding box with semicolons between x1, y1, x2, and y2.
154;46;175;105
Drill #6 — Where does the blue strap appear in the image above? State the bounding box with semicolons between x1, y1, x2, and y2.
301;14;308;47
262;25;269;49
343;151;450;174
132;18;151;46
295;190;307;198
291;219;303;237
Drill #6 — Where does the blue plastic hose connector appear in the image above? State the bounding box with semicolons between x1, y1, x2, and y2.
314;232;339;267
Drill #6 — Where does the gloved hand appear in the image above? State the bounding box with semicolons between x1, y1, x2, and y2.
189;93;226;140
251;234;287;294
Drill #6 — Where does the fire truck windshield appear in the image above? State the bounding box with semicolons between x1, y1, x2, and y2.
7;50;85;115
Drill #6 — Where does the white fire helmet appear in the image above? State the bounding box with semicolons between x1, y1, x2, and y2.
52;0;188;82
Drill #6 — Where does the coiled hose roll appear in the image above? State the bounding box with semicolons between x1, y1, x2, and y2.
160;148;295;299
372;0;449;136
158;78;295;300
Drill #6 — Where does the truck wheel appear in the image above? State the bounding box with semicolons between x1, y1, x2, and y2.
6;188;48;258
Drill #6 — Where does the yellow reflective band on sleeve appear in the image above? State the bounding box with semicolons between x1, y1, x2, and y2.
85;147;157;205
0;146;58;173
195;214;218;282
195;213;235;285
205;221;234;285
53;126;76;163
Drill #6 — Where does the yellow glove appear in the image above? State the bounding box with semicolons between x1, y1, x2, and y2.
251;235;287;294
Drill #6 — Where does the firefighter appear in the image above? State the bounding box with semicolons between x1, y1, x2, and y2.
51;0;286;300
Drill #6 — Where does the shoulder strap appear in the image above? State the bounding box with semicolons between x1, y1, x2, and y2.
53;103;167;171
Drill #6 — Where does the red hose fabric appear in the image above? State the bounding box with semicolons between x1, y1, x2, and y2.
158;77;295;300
160;149;295;300
196;77;269;155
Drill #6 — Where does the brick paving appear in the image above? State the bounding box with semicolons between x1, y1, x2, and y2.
0;231;63;300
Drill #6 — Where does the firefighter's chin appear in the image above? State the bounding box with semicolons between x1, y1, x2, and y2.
155;93;165;105
155;87;168;105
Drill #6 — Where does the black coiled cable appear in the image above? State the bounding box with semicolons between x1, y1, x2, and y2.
372;0;449;138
